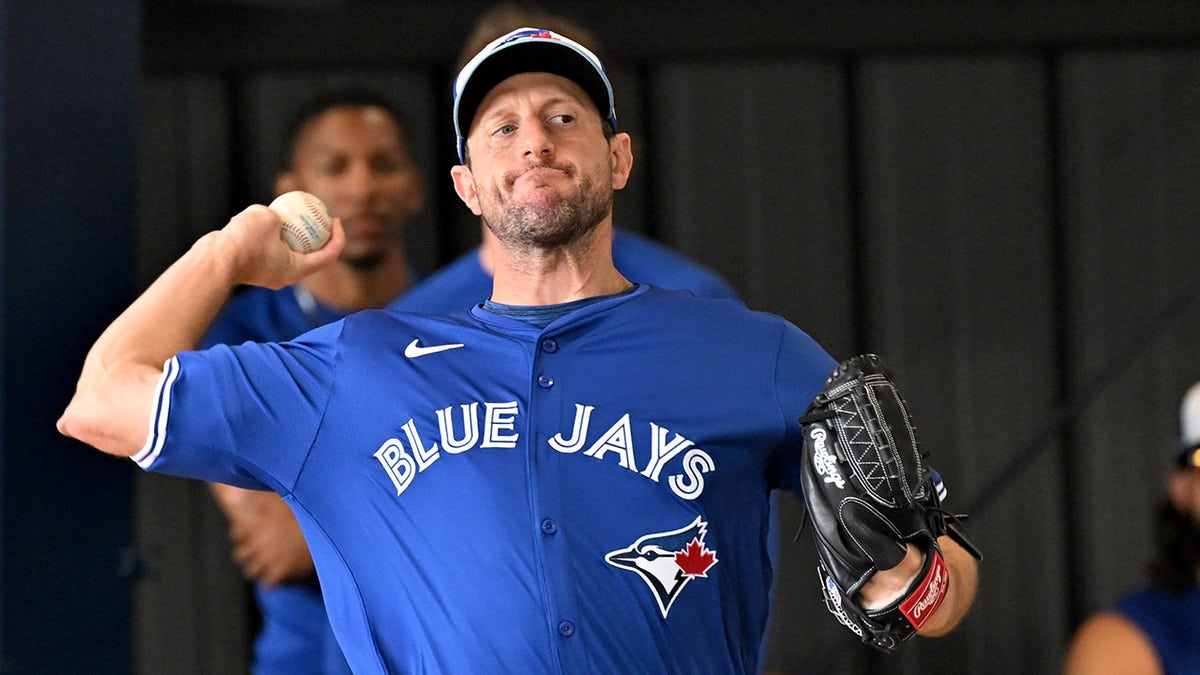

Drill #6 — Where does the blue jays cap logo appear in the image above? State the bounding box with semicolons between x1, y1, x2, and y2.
605;517;718;618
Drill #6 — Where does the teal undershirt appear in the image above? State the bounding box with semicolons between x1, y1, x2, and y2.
482;286;637;328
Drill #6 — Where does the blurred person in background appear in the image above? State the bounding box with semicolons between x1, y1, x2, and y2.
1064;380;1200;675
205;89;424;675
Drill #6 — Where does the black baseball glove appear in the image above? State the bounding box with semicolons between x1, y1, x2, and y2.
797;354;979;652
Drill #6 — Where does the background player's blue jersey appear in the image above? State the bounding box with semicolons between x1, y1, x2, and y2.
204;285;345;346
1113;586;1200;674
392;228;739;313
140;286;834;674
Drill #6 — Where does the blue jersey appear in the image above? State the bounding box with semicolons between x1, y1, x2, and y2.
140;285;834;674
1113;586;1200;675
202;284;355;675
392;228;739;313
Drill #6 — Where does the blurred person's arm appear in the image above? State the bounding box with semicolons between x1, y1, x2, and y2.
210;484;316;586
1064;612;1161;675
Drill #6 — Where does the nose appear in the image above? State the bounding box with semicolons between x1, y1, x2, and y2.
340;161;379;204
522;123;554;159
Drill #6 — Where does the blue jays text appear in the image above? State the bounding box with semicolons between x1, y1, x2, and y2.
375;402;715;500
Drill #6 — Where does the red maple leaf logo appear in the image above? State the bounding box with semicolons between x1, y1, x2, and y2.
675;538;717;577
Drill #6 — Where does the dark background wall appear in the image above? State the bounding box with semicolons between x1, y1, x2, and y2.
9;1;1200;673
0;1;139;673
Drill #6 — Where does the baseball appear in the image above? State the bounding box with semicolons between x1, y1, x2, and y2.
269;190;333;253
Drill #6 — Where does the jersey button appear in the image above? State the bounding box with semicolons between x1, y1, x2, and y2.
557;620;575;637
538;374;554;388
540;518;557;535
541;339;559;353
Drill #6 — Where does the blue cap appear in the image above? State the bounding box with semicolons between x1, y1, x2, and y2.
452;27;617;163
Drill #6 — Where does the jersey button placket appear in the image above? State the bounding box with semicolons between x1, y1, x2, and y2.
533;334;578;654
538;338;558;389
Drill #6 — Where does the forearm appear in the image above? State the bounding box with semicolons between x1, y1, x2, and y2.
58;205;343;458
917;534;979;637
57;231;240;456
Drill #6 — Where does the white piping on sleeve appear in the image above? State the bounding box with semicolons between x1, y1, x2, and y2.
133;356;181;469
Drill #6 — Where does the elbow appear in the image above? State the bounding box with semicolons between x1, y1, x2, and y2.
57;396;140;458
57;398;90;442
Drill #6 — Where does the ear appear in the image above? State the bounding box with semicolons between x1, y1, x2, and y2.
450;164;482;216
274;172;300;196
609;132;633;191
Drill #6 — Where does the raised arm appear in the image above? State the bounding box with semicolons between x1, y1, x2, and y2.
56;204;344;457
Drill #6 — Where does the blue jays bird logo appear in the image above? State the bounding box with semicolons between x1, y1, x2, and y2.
605;517;718;618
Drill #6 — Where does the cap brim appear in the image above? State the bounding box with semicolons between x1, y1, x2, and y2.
455;38;615;161
1178;445;1200;468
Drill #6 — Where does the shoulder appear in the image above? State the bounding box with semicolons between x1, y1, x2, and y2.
1064;610;1162;675
631;287;830;364
343;305;475;335
629;285;751;321
612;229;739;300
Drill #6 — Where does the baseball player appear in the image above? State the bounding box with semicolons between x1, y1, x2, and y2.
203;90;424;674
59;28;978;673
393;7;737;314
1063;381;1200;674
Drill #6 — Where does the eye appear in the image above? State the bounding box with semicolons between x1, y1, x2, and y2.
493;124;515;137
371;155;405;174
550;113;575;126
316;157;348;176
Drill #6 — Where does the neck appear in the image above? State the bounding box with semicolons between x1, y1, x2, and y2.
487;222;629;306
300;248;411;311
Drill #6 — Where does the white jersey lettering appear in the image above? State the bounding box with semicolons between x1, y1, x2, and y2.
436;403;479;454
481;401;520;448
583;413;637;470
641;423;694;481
374;438;416;496
669;448;715;500
549;403;595;453
403;418;440;471
377;401;718;499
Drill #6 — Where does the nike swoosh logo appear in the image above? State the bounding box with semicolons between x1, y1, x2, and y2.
404;338;465;358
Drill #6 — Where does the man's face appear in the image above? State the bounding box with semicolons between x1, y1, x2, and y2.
452;72;630;250
281;106;423;270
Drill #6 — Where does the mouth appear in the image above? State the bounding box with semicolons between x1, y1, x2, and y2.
509;163;571;188
339;214;387;237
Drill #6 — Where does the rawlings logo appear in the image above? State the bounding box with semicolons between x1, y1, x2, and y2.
809;427;846;489
898;549;948;629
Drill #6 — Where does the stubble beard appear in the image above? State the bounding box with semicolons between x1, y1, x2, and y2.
481;166;612;250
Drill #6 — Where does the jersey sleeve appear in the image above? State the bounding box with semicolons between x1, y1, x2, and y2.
769;322;837;494
135;321;344;494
